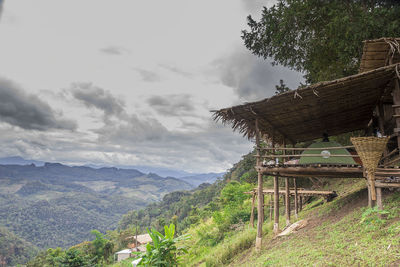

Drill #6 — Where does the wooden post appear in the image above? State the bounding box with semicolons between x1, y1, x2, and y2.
283;139;290;226
376;187;383;210
285;177;290;226
255;119;263;250
250;191;255;227
367;183;373;208
294;178;298;219
393;78;400;152
269;195;273;221
273;135;279;234
273;175;279;233
299;196;303;211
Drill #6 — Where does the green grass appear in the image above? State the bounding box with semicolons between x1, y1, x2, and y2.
230;190;400;266
106;257;136;267
183;179;400;266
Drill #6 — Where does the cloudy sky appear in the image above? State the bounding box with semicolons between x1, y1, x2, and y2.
0;0;303;173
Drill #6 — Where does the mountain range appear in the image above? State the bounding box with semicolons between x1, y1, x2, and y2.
0;156;224;179
0;159;223;255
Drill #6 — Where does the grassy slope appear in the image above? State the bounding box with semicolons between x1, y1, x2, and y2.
186;178;400;266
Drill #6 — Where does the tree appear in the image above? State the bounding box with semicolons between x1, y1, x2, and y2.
90;229;113;264
242;0;400;83
58;248;92;267
275;79;291;94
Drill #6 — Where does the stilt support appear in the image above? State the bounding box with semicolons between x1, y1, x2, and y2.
273;175;279;234
285;177;290;226
255;119;263;250
376;187;383;210
294;178;298;219
250;192;255;227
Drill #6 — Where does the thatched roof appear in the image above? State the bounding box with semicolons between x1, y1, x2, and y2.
360;38;400;73
213;63;400;144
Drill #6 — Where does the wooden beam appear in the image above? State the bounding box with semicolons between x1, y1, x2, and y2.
255;119;263;250
260;154;359;158
261;146;355;151
375;182;400;188
258;166;364;178
248;189;337;196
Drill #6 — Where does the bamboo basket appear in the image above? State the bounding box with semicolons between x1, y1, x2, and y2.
350;137;389;200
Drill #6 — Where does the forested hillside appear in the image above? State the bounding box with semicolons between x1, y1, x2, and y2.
0;227;38;266
0;163;192;256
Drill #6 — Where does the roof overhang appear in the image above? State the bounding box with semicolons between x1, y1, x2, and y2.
360;38;400;73
213;64;400;144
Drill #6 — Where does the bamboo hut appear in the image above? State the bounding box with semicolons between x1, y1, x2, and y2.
212;38;400;250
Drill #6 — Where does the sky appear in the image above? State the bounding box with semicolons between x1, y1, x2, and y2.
0;0;303;173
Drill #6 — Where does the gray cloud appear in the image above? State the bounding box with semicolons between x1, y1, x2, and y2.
70;82;125;117
147;94;195;116
159;64;193;78
95;114;167;143
214;46;304;101
133;68;162;82
100;45;129;55
0;78;76;131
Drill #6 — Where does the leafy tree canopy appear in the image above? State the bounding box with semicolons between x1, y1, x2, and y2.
242;0;400;83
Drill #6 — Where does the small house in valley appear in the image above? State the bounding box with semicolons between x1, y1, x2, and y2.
115;249;132;262
115;233;152;262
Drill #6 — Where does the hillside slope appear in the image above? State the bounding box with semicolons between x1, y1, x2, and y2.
184;179;400;266
0;227;38;266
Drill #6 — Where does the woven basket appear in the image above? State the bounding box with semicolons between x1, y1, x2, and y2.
350;137;389;200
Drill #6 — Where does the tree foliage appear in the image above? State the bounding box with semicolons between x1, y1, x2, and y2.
242;0;400;83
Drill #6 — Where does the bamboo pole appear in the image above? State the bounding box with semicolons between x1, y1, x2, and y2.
299;196;303;211
261;146;355;151
273;134;279;234
368;183;373;208
376;187;383;210
393;77;400;155
269;195;273;221
284;139;290;226
250;192;255;227
294;178;298;219
255;119;263;250
259;154;359;158
285;177;290;226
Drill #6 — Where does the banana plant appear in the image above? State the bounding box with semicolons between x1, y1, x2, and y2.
136;224;190;266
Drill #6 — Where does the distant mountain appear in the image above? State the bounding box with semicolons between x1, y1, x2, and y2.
0;162;193;251
0;156;45;166
0;156;198;178
177;172;225;187
85;163;195;178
